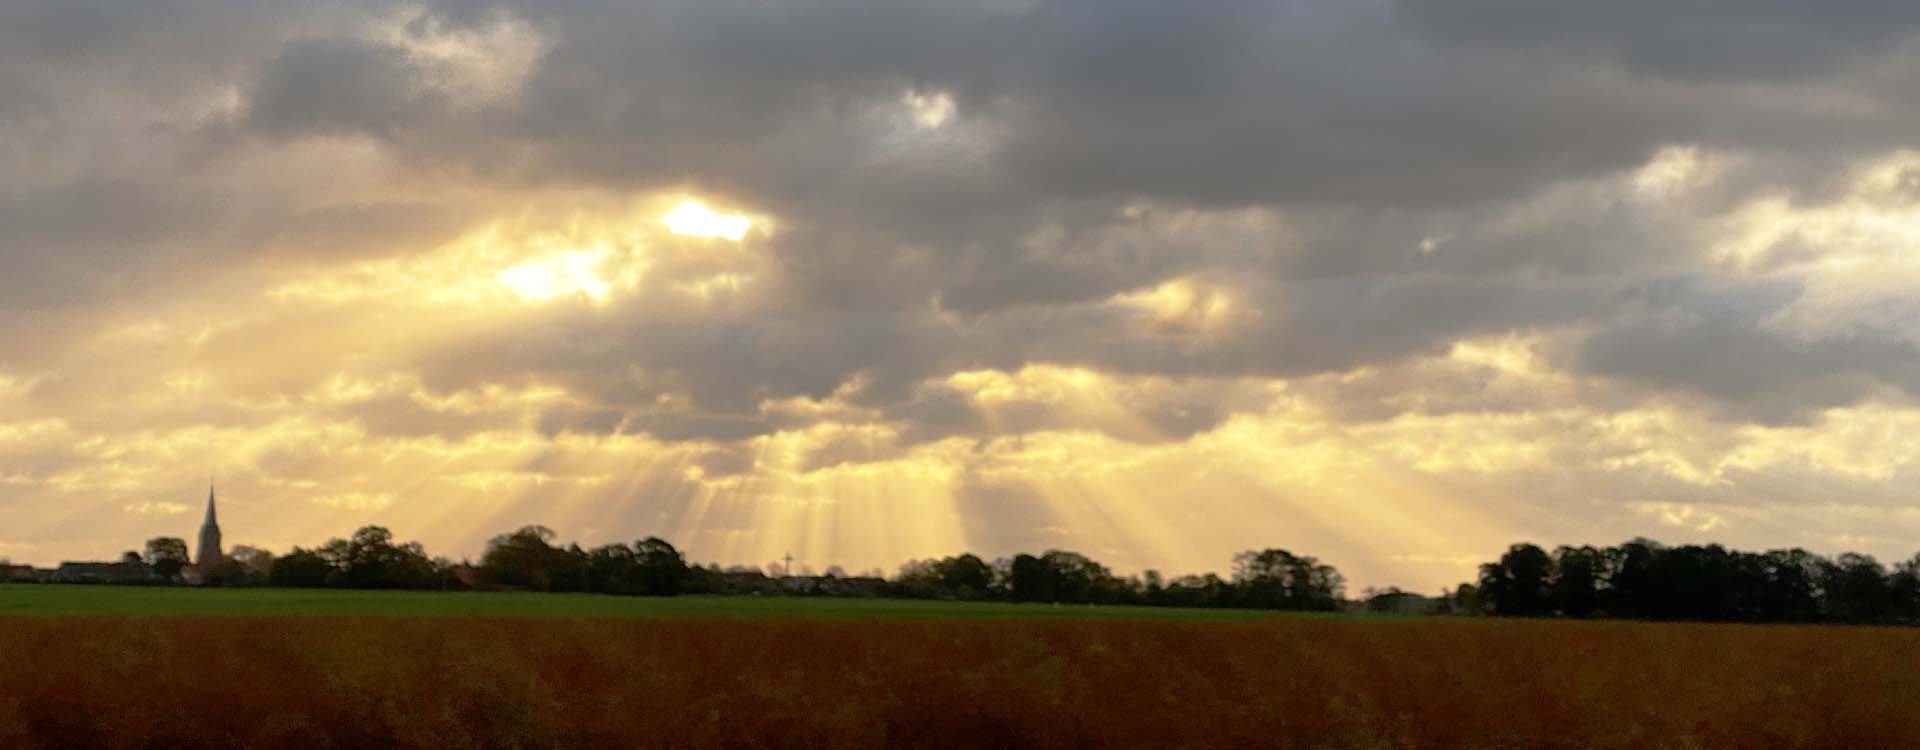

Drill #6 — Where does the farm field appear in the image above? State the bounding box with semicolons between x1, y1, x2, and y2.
3;587;1918;748
0;584;1306;620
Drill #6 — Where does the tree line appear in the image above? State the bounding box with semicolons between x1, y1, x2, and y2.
1458;538;1920;624
92;527;1920;625
889;547;1344;609
107;526;1348;611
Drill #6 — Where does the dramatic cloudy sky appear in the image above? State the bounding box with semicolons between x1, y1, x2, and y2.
5;0;1920;590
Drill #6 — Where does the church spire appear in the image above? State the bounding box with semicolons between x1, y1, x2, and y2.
197;482;223;572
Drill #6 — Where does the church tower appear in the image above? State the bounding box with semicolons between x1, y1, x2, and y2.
197;485;223;571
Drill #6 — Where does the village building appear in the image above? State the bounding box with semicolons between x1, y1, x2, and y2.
1;563;43;583
6;485;232;586
50;560;152;584
1360;589;1446;615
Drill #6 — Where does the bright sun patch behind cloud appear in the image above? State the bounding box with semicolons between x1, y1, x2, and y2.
660;201;748;242
662;200;753;241
498;248;616;304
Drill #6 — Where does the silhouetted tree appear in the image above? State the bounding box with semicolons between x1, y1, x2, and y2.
1755;548;1823;623
482;526;559;590
335;526;436;589
1887;554;1920;622
229;545;275;582
1159;574;1232;608
145;537;191;583
1008;554;1056;603
203;557;252;586
1233;549;1294;608
581;538;683;595
269;547;333;588
1038;550;1121;604
1551;546;1603;618
587;542;639;594
1823;553;1894;623
1142;569;1166;602
1602;538;1663;618
548;543;590;593
936;553;994;599
1458;538;1920;625
1479;543;1554;617
894;553;999;600
891;559;943;598
1645;544;1739;621
1233;549;1344;611
1446;583;1483;615
632;537;689;595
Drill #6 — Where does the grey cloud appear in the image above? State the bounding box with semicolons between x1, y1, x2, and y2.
692;445;755;478
6;0;1920;438
0;181;220;310
1032;274;1610;379
336;396;513;440
258;201;470;261
393;0;1920;215
1393;1;1920;81
1579;277;1920;423
248;37;432;138
793;429;902;473
0;0;276;63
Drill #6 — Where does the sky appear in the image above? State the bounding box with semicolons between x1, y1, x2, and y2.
4;1;1920;591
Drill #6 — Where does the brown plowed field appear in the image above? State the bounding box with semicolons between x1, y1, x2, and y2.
1;616;1913;749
